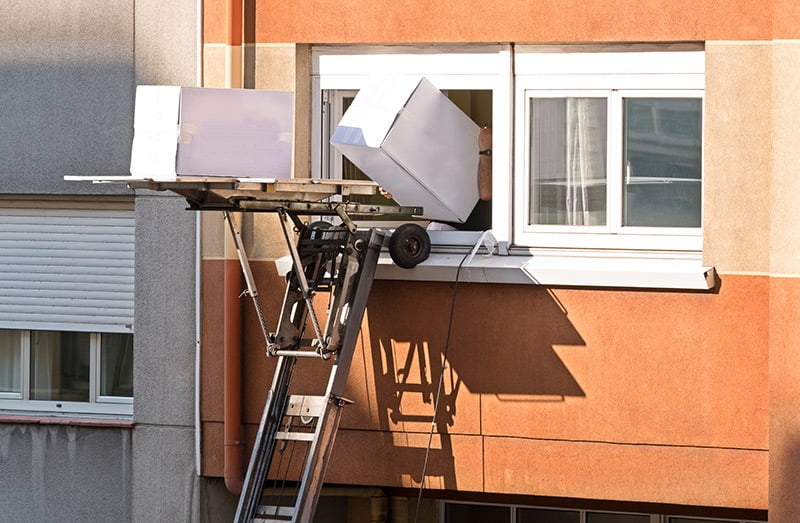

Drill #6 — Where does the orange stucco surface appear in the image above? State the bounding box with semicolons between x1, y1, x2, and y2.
203;0;798;44
201;260;776;508
768;277;800;521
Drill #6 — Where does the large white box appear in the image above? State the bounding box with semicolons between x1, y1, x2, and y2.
330;77;480;223
129;86;294;180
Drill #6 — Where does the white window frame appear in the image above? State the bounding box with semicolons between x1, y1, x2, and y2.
513;46;705;253
0;330;133;418
306;45;714;289
311;44;514;246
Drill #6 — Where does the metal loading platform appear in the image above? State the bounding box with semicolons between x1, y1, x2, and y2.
126;177;428;523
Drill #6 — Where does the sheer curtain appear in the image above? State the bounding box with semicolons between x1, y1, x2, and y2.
531;98;607;226
565;98;606;225
0;330;21;393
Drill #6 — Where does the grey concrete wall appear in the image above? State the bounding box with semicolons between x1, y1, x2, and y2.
132;194;201;521
0;0;135;195
133;194;237;522
126;0;236;518
1;0;237;521
0;424;131;522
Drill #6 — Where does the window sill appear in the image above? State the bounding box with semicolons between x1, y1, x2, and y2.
0;413;134;428
374;252;716;290
274;242;715;290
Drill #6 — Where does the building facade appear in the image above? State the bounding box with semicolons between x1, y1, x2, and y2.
0;1;234;521
197;1;799;522
2;1;799;522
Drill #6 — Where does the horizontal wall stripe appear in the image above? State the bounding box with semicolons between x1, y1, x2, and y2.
203;0;800;44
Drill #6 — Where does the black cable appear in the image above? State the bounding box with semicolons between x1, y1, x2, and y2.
413;251;470;523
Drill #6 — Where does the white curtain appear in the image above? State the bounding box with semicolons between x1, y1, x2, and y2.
565;98;606;226
531;98;606;226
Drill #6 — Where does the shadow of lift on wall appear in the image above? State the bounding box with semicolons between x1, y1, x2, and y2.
365;283;586;490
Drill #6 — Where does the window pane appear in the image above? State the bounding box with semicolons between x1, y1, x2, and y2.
101;333;133;397
518;507;580;523
0;329;22;393
445;503;510;523
530;97;607;226
623;98;702;227
669;519;738;523
587;512;650;523
30;331;90;402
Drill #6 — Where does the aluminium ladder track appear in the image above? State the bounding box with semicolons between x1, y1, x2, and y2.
229;213;387;523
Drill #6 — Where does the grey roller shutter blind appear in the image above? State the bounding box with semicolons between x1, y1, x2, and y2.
0;199;134;333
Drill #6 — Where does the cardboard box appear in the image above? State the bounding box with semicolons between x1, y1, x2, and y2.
330;77;480;223
129;86;294;180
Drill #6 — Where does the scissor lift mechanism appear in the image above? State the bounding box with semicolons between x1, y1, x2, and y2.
127;177;427;523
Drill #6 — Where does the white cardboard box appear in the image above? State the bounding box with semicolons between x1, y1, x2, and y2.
129;86;294;180
330;77;480;223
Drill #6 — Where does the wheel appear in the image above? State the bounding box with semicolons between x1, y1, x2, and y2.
389;223;431;269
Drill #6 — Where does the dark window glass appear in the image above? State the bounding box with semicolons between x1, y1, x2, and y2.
101;333;134;397
587;512;650;523
445;503;510;523
623;98;702;227
518;507;581;523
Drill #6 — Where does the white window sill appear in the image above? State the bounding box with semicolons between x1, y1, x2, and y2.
274;233;716;290
374;252;716;290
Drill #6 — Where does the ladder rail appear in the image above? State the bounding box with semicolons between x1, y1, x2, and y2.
293;229;386;522
234;355;296;523
229;209;387;523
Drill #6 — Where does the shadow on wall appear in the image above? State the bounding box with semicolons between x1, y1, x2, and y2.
364;281;586;489
773;434;800;521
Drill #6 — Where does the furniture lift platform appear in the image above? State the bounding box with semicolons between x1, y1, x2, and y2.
73;176;428;522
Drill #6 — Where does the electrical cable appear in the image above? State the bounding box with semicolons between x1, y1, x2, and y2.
413;250;471;523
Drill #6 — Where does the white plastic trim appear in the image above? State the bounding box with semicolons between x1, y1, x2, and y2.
276;252;715;290
373;253;715;290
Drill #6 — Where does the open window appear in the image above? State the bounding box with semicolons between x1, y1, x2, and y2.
311;45;511;240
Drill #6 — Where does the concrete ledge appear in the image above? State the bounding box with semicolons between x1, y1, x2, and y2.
0;414;134;428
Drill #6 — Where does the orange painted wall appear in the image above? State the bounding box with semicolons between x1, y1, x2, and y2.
201;261;771;509
204;0;799;44
768;278;800;521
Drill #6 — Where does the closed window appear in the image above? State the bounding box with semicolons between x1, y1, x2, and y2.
0;199;134;417
0;329;133;416
514;47;705;252
444;502;763;523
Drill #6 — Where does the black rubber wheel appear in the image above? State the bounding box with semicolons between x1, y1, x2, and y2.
389;223;431;269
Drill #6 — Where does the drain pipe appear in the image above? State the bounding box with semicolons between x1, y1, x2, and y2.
223;214;244;494
222;0;245;494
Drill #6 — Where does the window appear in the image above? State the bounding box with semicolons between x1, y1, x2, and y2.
323;88;493;227
312;45;511;235
514;47;705;252
518;507;580;523
0;199;135;417
313;46;712;289
0;329;133;416
443;502;764;523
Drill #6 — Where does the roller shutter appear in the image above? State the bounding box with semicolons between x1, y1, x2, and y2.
0;199;134;333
